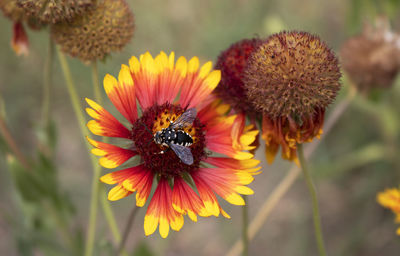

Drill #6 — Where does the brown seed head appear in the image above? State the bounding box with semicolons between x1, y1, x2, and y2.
51;0;134;62
244;31;341;119
16;0;95;24
340;18;400;92
0;0;42;29
214;38;263;116
1;0;23;21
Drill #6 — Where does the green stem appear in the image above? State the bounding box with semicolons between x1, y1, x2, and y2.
100;191;122;242
297;143;327;256
0;111;30;169
90;61;124;248
242;196;249;256
57;49;101;256
41;34;54;128
91;62;102;105
116;206;139;256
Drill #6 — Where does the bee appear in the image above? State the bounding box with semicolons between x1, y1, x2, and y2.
153;108;196;165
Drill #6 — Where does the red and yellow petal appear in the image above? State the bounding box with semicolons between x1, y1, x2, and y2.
87;137;136;169
86;98;131;138
129;51;187;109
197;99;230;125
179;58;221;109
194;168;254;206
107;184;133;201
231;114;259;151
204;157;260;171
154;51;187;105
103;65;137;124
121;165;154;207
172;177;209;222
128;52;157;109
191;173;221;217
144;178;184;238
100;165;154;206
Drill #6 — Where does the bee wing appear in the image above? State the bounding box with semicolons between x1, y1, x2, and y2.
170;143;194;165
171;108;197;129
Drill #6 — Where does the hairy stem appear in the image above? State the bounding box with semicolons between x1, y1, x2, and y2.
57;49;103;256
116;206;139;256
242;196;249;256
0;113;30;169
41;34;54;128
298;143;327;256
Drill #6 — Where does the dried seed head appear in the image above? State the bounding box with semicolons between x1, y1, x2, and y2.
214;38;263;116
245;31;341;119
51;0;134;62
0;0;25;21
340;18;400;92
16;0;95;24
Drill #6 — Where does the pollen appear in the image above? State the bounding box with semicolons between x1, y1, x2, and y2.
131;103;206;178
153;110;198;143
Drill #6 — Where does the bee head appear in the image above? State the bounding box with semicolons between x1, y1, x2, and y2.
154;131;163;144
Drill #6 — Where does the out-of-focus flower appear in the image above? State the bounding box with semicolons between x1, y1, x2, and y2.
16;0;95;24
244;31;341;163
0;0;32;56
341;17;400;92
86;51;260;238
214;38;263;117
51;0;134;62
377;187;400;235
11;22;29;56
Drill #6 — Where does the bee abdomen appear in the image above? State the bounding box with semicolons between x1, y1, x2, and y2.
173;130;193;146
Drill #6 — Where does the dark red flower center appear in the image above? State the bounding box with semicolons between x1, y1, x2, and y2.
130;103;206;178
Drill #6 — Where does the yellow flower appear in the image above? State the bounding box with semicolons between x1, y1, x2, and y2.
377;187;400;235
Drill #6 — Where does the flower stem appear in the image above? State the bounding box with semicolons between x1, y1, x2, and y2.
242;196;249;256
297;143;327;256
116;206;139;256
90;61;124;249
225;88;356;256
91;62;102;105
41;34;54;128
57;49;102;256
0;111;30;169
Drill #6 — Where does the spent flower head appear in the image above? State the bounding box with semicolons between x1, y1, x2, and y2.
86;51;260;238
244;31;341;163
17;0;95;24
341;17;400;92
214;38;263;116
51;0;134;62
245;31;341;119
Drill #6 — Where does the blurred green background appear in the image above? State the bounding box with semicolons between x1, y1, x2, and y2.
1;0;400;255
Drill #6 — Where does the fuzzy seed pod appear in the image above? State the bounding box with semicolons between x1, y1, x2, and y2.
214;38;263;116
340;19;400;92
51;0;134;62
245;31;341;119
16;0;95;24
